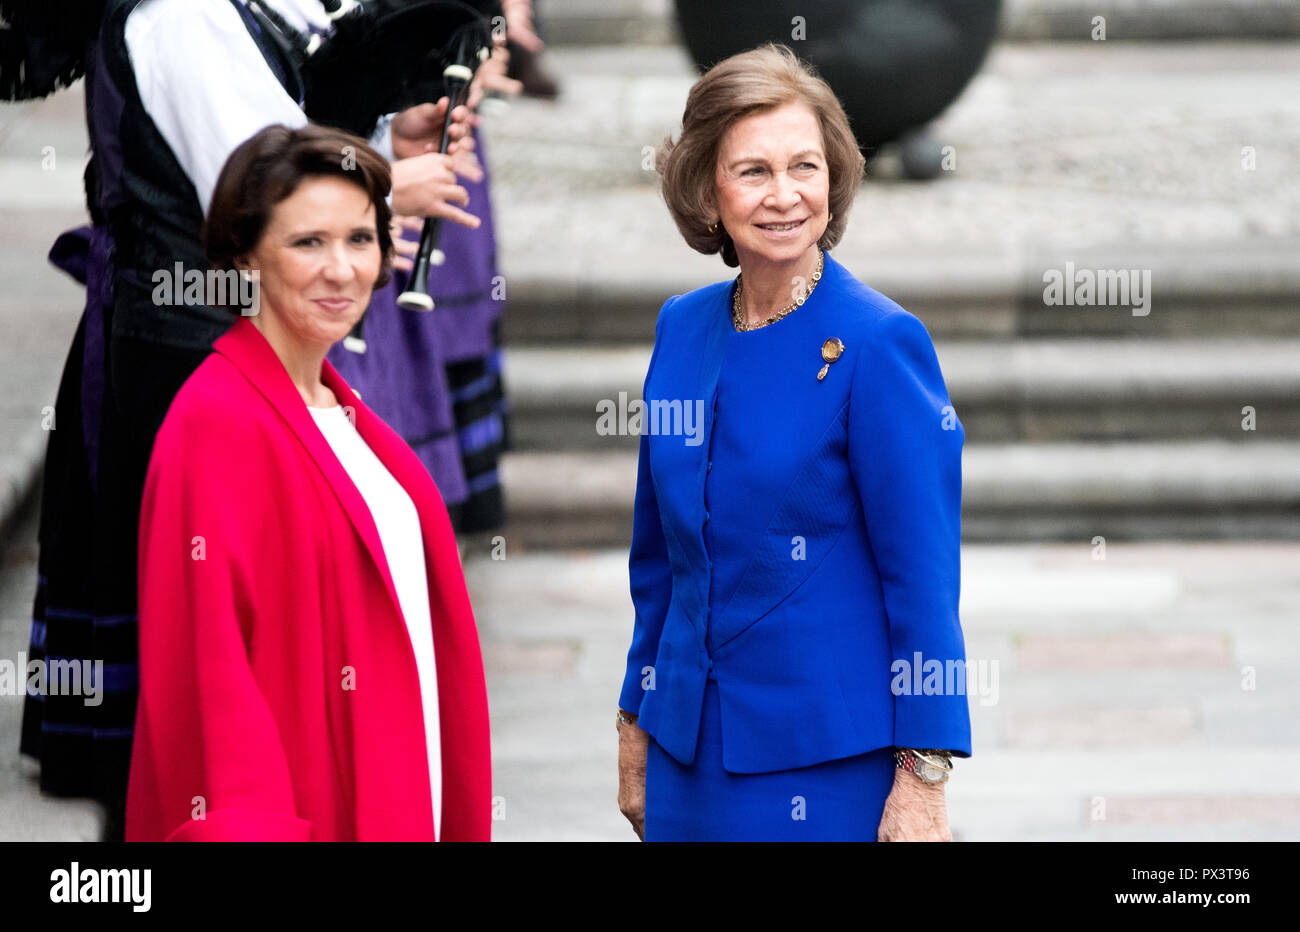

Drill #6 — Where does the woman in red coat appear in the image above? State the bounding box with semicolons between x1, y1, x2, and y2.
125;124;492;841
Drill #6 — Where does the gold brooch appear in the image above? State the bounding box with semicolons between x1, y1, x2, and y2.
818;338;845;381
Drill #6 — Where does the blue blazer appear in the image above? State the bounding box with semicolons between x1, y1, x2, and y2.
618;251;972;773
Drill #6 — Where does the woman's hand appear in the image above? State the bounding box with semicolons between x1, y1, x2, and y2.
617;717;650;840
877;768;953;841
389;153;481;229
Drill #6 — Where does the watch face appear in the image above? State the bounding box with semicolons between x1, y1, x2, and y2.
920;763;944;782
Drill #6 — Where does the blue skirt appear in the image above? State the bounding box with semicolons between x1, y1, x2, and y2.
645;678;897;841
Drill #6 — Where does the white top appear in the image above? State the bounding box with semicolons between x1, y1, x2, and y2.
308;403;442;841
124;0;395;217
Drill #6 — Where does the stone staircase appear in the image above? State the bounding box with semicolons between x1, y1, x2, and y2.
481;40;1300;549
497;315;1300;548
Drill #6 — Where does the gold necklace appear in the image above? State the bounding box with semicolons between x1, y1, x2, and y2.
732;249;824;332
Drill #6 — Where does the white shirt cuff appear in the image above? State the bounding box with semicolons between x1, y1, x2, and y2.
370;112;396;163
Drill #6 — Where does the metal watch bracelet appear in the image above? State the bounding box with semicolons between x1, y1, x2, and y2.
894;747;953;783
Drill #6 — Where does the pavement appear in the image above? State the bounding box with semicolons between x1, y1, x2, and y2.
465;534;1300;841
5;500;1298;841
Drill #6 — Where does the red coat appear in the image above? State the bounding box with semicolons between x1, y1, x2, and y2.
125;316;492;841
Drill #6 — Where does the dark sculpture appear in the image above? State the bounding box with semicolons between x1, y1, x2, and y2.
672;0;1003;178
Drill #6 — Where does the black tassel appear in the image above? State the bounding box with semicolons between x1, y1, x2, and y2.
0;0;105;38
0;0;105;100
0;29;85;99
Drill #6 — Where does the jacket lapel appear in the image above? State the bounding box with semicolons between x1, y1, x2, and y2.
652;283;732;630
213;317;405;621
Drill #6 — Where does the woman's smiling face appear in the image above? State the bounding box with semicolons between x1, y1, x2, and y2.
238;174;382;351
713;100;830;269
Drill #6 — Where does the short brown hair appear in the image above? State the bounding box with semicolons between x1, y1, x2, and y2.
656;43;865;267
203;123;395;303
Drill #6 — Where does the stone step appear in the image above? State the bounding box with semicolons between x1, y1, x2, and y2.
536;0;1300;45
999;0;1300;41
494;441;1300;548
535;0;679;46
498;240;1300;345
503;338;1300;448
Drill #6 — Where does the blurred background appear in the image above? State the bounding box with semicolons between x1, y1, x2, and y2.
2;0;1298;839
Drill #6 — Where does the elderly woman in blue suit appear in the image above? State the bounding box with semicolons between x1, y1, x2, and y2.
615;43;972;842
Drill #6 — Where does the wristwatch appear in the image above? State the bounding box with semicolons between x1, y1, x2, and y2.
616;708;638;726
894;747;953;784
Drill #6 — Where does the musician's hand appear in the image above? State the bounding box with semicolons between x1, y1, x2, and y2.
503;0;543;53
450;142;483;185
390;153;481;229
391;98;474;160
388;215;423;272
467;44;523;112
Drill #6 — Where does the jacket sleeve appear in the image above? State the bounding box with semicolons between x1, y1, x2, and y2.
127;399;312;841
847;310;972;757
618;299;677;714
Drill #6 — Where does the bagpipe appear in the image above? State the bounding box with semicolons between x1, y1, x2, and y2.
0;0;106;101
246;0;498;350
